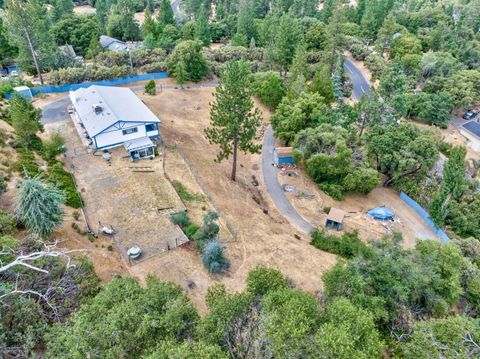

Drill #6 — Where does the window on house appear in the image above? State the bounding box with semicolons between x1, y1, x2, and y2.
145;124;156;132
122;127;138;135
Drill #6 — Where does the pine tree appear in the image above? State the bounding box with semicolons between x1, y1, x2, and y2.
175;60;188;88
236;0;256;43
275;13;300;75
8;94;42;142
309;65;335;104
158;0;175;27
142;8;157;38
51;0;74;21
430;146;468;225
5;0;56;84
16;177;65;237
205;60;262;181
95;0;108;34
194;5;211;46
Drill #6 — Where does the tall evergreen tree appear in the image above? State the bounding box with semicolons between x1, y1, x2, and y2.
205;60;262;181
5;0;56;83
51;0;74;21
194;5;211;46
158;0;175;28
8;94;42;142
275;13;300;75
16;177;65;237
236;0;256;43
142;8;157;38
430;146;468;226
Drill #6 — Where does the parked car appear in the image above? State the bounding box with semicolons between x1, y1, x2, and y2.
463;110;478;120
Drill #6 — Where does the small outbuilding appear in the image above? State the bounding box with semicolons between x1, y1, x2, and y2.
325;207;347;231
13;86;33;100
367;207;395;221
274;147;294;166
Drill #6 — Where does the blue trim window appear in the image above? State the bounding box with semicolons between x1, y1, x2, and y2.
122;127;138;135
145;124;156;132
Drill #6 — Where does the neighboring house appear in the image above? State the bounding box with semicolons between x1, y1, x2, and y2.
99;35;141;52
69;85;160;160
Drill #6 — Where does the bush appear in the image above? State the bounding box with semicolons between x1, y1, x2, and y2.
200;240;230;273
365;53;386;81
252;71;285;110
311;229;372;259
193;211;219;241
319;183;344;201
144;80;156;96
172;180;204;202
185;223;200;239
247;266;289;296
42;133;65;163
14;148;42;177
0;210;17;236
170;211;190;227
48;162;83;208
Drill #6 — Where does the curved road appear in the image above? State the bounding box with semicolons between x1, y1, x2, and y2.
261;58;371;234
39;54;371;236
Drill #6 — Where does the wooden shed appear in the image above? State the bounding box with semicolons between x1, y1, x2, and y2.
325;208;347;231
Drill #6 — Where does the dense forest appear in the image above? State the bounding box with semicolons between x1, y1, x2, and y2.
1;0;480;357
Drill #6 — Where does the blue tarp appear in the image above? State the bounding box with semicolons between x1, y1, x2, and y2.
368;207;395;220
400;192;449;242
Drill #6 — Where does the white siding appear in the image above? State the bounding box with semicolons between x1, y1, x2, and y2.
94;122;158;149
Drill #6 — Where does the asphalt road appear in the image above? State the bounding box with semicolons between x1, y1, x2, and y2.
262;127;314;234
344;57;371;101
39;54;371;237
261;59;371;235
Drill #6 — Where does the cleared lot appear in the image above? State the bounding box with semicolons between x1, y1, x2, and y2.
49;119;188;263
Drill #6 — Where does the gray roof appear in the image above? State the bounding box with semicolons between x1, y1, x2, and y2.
69;85;160;137
99;35;126;48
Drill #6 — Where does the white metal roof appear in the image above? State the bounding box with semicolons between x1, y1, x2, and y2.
124;136;154;151
69;85;160;137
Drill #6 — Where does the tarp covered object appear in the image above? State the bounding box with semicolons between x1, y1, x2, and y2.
368;207;394;220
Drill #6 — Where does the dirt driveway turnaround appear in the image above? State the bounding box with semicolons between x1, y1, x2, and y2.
48;119;188;263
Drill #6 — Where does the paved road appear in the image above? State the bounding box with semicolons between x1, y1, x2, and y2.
344;57;371;101
262;127;314;234
261;58;371;235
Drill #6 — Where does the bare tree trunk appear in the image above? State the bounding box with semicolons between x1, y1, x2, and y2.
231;130;238;181
24;28;44;85
359;114;367;137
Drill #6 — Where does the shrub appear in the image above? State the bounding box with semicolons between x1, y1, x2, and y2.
87;233;95;242
185;223;200;239
200;240;230;273
252;71;285;110
172;180;204;202
310;229;372;259
72;211;80;221
365;53;386;81
0;210;17;236
319;183;344;201
144;80;156;96
48;162;83;208
42;133;66;163
14;148;42;177
193;211;219;241
170;211;190;227
246;266;289;296
107;245;113;251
